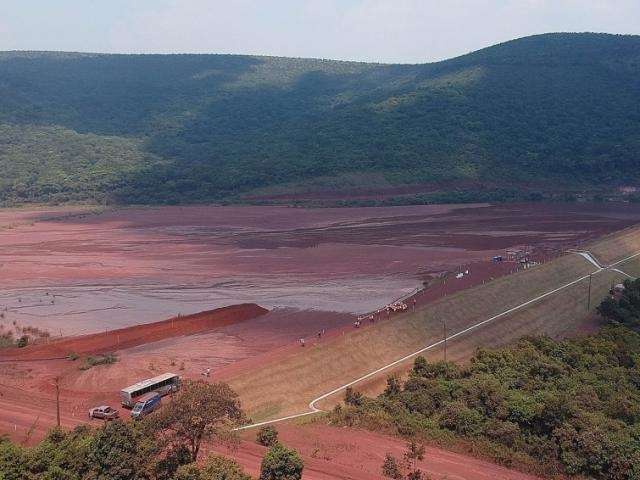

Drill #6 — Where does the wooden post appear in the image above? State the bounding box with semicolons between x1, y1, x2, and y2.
587;273;593;311
54;376;60;428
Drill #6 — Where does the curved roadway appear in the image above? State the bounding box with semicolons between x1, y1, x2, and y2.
238;249;639;430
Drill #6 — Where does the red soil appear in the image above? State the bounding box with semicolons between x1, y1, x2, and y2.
0;203;638;478
0;205;94;229
0;303;268;361
3;202;640;337
0;385;543;480
213;255;550;383
0;306;352;444
211;423;543;480
2;203;638;290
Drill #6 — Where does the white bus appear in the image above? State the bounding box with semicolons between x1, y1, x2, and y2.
120;373;180;408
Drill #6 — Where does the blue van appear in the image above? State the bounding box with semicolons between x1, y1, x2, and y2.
131;392;161;419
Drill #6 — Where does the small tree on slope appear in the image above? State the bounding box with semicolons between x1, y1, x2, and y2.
259;443;304;480
156;380;246;462
382;441;428;480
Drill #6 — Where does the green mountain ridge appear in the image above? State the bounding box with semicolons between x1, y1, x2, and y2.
1;32;639;205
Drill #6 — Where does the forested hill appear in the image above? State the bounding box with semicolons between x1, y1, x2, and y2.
1;32;639;205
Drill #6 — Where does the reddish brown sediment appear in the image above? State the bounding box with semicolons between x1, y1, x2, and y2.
2;203;638;291
0;203;637;479
0;306;351;444
2;203;639;335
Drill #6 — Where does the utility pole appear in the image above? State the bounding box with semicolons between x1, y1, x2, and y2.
443;319;447;362
54;376;60;428
587;273;593;311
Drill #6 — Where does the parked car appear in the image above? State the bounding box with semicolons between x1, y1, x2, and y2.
131;392;161;419
88;405;119;420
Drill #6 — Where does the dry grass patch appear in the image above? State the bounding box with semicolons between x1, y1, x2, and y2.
615;256;640;278
230;254;596;421
588;225;640;265
230;227;640;423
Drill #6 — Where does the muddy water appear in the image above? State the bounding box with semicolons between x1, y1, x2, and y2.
2;202;640;336
0;275;418;335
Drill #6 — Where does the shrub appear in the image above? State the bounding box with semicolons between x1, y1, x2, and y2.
344;387;363;407
174;463;202;480
256;425;279;447
259;443;304;480
201;455;251;480
411;357;460;380
439;402;487;436
383;376;401;397
16;335;28;348
381;442;426;480
483;419;521;447
381;453;402;479
89;420;157;479
597;278;640;330
0;438;30;480
80;353;117;370
331;325;640;479
155;444;192;480
505;391;542;428
0;332;14;349
174;455;251;480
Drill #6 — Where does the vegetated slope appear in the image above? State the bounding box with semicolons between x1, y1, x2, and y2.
223;225;640;422
330;327;640;479
1;32;639;205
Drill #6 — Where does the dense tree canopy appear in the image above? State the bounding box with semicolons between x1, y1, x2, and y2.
259;443;304;480
1;33;639;205
331;326;640;479
155;380;246;461
598;278;640;330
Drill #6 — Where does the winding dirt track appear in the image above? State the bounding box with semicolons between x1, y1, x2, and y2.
214;424;542;480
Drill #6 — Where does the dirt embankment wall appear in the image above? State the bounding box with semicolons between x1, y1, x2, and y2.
0;303;269;361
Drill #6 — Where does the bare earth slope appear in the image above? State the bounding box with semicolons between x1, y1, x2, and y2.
222;225;640;421
0;207;639;479
212;424;542;480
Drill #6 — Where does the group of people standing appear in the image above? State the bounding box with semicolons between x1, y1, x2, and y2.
298;296;419;347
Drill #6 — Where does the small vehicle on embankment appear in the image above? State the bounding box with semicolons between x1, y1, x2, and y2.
88;405;119;420
131;392;162;420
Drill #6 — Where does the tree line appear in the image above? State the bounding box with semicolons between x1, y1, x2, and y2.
331;325;640;479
